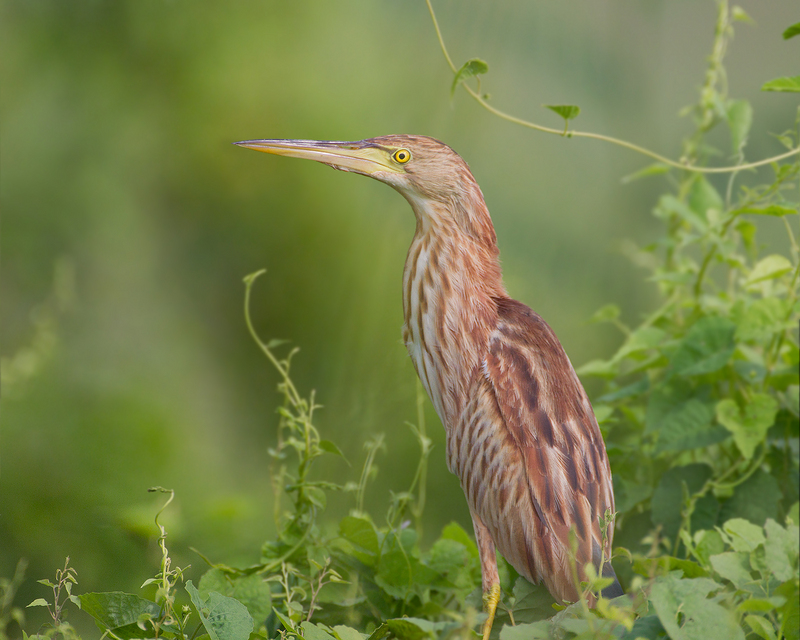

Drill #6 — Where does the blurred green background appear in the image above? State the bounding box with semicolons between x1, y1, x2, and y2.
2;0;796;630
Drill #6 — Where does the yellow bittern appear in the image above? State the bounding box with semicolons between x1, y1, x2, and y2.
235;135;622;637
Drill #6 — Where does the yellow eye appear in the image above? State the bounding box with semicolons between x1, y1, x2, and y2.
393;148;411;164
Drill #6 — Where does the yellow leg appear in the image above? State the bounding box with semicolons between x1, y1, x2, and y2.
482;582;501;640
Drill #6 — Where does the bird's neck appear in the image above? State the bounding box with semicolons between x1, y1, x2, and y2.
401;196;507;427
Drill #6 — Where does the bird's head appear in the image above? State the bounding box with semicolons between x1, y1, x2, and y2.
235;134;485;214
236;134;503;296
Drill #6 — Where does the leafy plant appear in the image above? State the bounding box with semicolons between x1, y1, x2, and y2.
25;558;80;640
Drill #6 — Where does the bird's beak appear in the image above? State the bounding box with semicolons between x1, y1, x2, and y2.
233;139;403;176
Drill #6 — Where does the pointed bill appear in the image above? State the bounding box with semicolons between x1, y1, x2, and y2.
233;139;403;176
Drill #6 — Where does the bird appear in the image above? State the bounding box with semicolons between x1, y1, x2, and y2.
235;135;623;638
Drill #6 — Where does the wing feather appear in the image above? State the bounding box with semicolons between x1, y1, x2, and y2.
454;297;615;602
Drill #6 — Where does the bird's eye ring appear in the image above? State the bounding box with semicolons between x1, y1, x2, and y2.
393;149;411;164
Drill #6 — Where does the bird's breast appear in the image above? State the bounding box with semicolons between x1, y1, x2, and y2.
402;231;501;430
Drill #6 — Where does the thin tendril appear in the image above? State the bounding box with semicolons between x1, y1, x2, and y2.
425;0;800;174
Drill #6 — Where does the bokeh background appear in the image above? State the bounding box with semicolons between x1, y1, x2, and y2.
2;0;796;632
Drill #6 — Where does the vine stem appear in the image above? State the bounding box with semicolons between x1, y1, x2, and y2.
425;0;800;174
243;269;304;411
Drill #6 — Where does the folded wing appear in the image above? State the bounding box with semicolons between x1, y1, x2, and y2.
451;297;617;602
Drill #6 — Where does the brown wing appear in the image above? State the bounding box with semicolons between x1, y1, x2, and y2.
450;297;615;602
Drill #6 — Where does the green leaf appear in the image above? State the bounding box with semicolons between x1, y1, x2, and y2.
650;575;744;640
451;58;488;97
621;163;670;184
618;615;666;640
732;204;798;217
273;609;297;634
775;579;800;640
655;194;708;231
339;515;379;562
746;254;794;285
784;22;800;39
575;358;618;378
739;598;785;613
745;615;778;640
764;518;800;582
633;555;709;579
736;298;791;344
186;580;254;640
769;409;800;441
440;521;480;560
719;470;780;527
554;617;593;635
735;359;769;383
738;220;757;253
589;303;621;323
304;485;327;509
543;104;581;121
613;475;652;513
332;625;368;640
716;394;778;460
710;551;754;588
198;569;272;625
722;518;766;552
307;544;330;577
26;599;50;608
645;380;693;433
689;175;724;220
78;592;161;638
375;550;439;600
651;463;714;539
762;76;800;92
373;617;459;640
654;398;729;453
597;376;649;403
319;439;346;458
300;622;337;640
788;502;800;526
507;577;557;625
670;316;736;377
427;538;469;575
614;326;666;361
499;620;552;639
693;529;726;566
693;493;723;534
366;623;390;640
593;403;614;424
726;99;753;153
731;6;754;24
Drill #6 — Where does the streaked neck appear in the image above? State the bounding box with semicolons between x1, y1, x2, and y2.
401;197;506;426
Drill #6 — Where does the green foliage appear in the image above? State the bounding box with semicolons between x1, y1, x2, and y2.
761;77;800;94
542;105;581;135
451;58;489;98
784;23;800;40
23;558;80;640
186;581;254;640
78;592;162;639
5;2;798;640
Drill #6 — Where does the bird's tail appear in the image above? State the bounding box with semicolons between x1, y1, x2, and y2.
593;540;624;599
599;560;624;599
